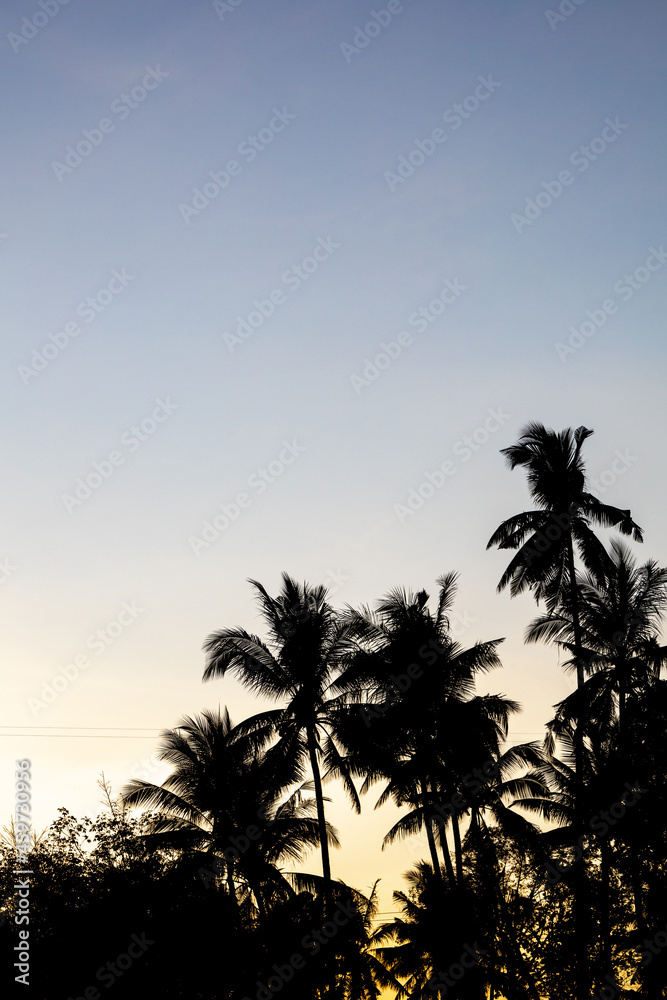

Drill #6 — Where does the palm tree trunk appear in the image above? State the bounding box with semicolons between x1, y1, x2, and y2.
567;528;589;999
425;818;443;883
226;860;238;909
439;824;456;886
599;838;613;991
420;780;443;882
451;815;464;885
566;531;585;692
427;781;456;885
631;854;647;939
254;884;268;926
307;723;332;887
215;813;239;914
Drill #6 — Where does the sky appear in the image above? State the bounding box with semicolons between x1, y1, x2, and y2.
2;0;666;924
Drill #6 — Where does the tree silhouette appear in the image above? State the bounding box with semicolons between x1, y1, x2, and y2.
527;538;667;740
337;573;504;887
120;707;329;920
202;573;360;890
529;542;667;997
487;422;642;997
11;417;666;998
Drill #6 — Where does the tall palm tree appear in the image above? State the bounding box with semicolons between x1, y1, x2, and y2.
120;708;328;918
377;697;547;880
335;574;504;886
375;703;553;1000
337;569;553;996
487;422;643;692
535;713;633;997
487;422;642;996
534;696;667;998
527;544;667;994
526;538;667;740
202;573;360;889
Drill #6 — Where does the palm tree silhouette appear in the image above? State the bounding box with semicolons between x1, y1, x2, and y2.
487;422;642;996
536;713;627;996
337;574;504;887
527;542;667;994
373;860;461;998
526;538;667;739
120;708;328;920
487;422;642;691
202;573;360;890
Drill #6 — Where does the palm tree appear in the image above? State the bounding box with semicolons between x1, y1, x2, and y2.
376;706;553;1000
527;543;667;994
487;422;642;692
120;708;328;919
487;422;642;996
377;697;547;880
535;713;633;996
335;574;505;887
336;569;555;996
373;861;458;998
202;573;360;890
526;538;667;740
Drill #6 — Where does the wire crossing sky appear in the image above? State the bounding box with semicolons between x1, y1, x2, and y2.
1;0;666;912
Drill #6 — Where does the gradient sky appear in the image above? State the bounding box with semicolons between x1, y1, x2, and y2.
2;0;666;924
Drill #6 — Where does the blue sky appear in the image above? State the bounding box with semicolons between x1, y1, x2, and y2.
2;0;666;910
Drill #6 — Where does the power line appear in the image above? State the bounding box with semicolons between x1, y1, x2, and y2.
0;727;548;735
0;724;549;741
0;723;159;732
0;734;548;741
0;725;163;738
0;733;159;739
